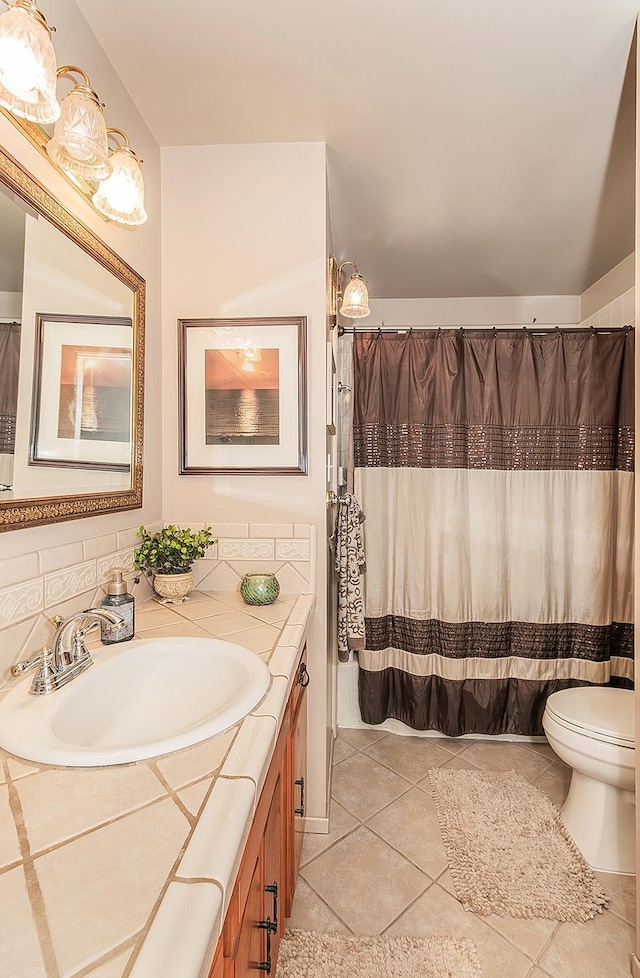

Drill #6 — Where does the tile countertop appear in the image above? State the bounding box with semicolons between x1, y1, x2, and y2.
0;590;315;978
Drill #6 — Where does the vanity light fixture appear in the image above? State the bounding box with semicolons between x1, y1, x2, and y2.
0;1;148;227
92;128;147;227
0;0;59;123
329;256;371;327
46;66;111;181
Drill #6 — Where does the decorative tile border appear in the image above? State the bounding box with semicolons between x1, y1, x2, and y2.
97;548;136;582
0;520;314;665
0;579;44;626
275;539;310;561
44;560;97;608
217;539;275;561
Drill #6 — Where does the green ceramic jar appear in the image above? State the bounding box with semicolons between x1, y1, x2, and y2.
240;572;280;606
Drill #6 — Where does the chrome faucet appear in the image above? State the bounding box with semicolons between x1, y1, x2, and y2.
11;608;125;695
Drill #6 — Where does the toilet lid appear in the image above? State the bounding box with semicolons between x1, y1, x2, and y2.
545;687;635;746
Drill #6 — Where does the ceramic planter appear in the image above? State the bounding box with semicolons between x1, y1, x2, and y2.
153;570;194;602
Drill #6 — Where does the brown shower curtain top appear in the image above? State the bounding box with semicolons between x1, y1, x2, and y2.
0;322;21;456
354;328;634;737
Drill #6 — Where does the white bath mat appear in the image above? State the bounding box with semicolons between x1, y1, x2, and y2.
428;768;608;921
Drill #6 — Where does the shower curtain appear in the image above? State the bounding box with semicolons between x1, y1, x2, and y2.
0;322;20;486
353;328;634;736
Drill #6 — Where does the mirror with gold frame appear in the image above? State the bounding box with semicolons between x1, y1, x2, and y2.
0;145;144;531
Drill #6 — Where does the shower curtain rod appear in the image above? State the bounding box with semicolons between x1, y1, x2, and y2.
338;324;633;335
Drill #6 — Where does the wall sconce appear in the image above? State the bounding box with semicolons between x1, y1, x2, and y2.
46;66;110;181
329;255;371;328
0;0;59;123
0;0;147;227
92;128;147;227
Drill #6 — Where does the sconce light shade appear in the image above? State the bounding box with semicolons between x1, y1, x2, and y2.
0;1;59;123
339;272;371;319
92;145;147;226
47;83;111;181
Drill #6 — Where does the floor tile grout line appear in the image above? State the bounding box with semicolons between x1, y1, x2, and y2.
363;818;444;884
294;876;358;935
358;747;458;784
378;877;436;936
299;822;363;873
330;780;415;826
529;922;563;971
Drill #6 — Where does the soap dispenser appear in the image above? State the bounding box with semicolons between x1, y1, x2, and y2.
101;570;135;643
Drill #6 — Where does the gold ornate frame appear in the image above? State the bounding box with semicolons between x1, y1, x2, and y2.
0;145;145;531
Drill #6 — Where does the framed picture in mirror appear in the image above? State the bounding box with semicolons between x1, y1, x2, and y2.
29;314;133;472
0;144;145;531
179;316;308;475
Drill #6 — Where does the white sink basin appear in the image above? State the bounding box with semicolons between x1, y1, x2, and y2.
0;637;270;767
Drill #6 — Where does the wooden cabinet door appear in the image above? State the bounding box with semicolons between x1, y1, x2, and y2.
262;770;285;963
234;852;269;978
286;665;308;915
208;941;225;978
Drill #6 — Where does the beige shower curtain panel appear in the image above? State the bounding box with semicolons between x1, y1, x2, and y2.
354;328;634;736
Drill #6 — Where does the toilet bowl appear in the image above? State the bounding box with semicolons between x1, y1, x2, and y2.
542;686;635;875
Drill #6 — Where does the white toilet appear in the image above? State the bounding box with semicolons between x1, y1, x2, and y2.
542;686;635;875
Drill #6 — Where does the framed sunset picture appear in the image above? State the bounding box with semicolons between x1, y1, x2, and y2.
29;313;133;472
179;316;307;475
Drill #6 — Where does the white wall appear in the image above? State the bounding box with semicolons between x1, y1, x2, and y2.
0;0;161;651
0;292;21;319
367;294;580;327
161;142;330;822
580;253;634;321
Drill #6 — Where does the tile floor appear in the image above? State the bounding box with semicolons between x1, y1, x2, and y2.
288;728;636;978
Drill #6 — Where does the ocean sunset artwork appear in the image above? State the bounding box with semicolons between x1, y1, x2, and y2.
205;347;280;445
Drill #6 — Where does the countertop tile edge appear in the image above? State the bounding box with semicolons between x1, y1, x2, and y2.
129;880;223;978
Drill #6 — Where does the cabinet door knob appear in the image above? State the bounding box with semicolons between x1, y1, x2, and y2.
298;662;310;687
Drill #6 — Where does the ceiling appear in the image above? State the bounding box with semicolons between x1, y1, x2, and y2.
76;0;637;299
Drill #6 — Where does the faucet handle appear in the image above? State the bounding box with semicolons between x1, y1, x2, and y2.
70;629;91;663
11;646;54;677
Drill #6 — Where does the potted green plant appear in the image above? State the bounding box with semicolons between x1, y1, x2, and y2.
133;524;217;601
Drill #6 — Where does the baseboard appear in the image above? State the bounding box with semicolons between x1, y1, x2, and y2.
631;953;640;977
303;815;330;835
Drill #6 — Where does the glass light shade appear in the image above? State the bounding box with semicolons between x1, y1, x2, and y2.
92;147;147;226
0;3;59;123
47;88;111;180
339;273;371;319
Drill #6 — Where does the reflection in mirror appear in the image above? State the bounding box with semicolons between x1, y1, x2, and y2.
0;146;144;530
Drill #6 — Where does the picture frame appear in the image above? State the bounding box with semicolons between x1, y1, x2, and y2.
29;313;133;472
178;316;308;475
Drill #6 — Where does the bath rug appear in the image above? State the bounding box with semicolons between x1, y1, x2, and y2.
275;930;483;978
428;768;608;921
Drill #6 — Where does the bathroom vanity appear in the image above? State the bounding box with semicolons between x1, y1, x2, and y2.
0;592;314;978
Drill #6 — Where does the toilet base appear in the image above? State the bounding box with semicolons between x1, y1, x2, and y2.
560;770;636;875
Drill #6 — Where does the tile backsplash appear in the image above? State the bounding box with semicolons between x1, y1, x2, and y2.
0;520;315;685
580;287;635;329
